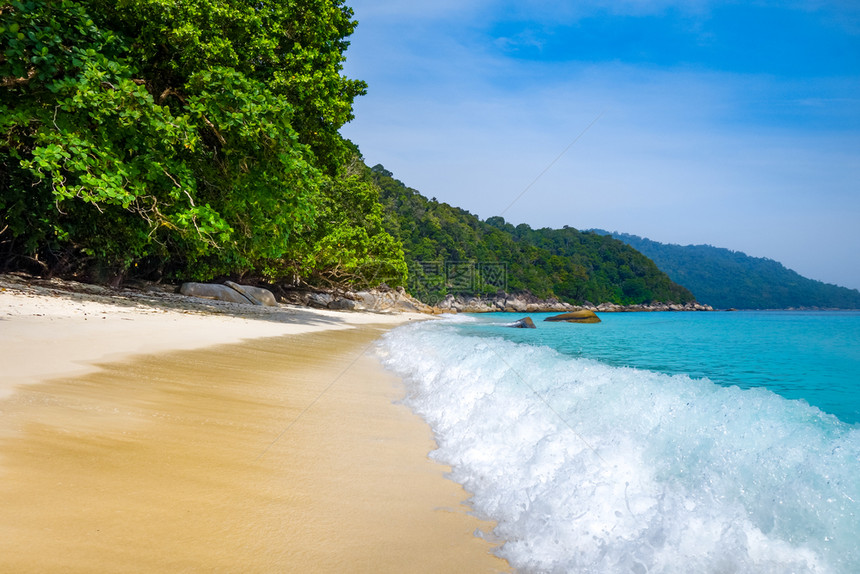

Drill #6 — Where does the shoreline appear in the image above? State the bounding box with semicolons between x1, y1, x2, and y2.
0;272;422;399
0;277;509;572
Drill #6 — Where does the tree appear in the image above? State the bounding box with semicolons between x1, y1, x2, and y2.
288;155;407;288
1;0;398;286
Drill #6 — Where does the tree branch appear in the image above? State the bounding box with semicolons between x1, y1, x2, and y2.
1;68;36;87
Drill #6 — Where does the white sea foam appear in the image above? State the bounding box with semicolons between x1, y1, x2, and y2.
379;319;860;574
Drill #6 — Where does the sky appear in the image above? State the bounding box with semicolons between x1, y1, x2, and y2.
339;0;860;290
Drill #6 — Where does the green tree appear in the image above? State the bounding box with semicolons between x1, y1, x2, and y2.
1;0;398;286
287;156;407;288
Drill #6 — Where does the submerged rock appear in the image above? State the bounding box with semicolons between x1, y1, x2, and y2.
544;310;601;323
510;317;537;329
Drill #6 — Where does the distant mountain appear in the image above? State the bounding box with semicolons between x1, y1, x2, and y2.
591;230;860;309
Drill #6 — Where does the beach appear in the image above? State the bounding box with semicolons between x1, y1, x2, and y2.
0;275;509;573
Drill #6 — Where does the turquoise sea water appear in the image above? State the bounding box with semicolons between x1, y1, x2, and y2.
466;311;860;425
378;311;860;573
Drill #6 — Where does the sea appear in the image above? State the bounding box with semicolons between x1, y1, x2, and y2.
377;311;860;574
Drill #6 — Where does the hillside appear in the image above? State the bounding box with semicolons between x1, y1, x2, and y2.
593;231;860;309
370;165;695;306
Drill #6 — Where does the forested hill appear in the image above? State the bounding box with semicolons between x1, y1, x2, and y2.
593;231;860;309
371;165;695;306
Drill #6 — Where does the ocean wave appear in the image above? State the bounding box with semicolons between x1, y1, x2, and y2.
378;320;860;574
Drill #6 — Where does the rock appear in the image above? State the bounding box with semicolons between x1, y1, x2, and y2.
461;297;494;313
179;282;257;305
347;288;435;314
328;297;356;310
544;310;601;323
510;317;537;329
223;281;277;306
433;294;456;311
392;298;421;313
179;281;278;306
505;297;528;312
306;292;333;308
352;291;379;309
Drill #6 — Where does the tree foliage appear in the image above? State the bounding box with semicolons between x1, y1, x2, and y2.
285;155;407;288
1;0;403;287
371;165;695;306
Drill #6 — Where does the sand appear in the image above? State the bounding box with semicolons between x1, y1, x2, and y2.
0;275;510;572
0;274;419;400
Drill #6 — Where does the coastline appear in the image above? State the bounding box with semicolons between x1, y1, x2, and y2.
0;273;422;400
0;277;509;572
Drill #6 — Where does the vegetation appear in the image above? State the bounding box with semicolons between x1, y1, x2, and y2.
372;165;695;306
0;0;405;287
595;231;860;309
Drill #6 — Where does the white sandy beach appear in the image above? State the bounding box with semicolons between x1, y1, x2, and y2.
0;274;509;572
0;274;418;399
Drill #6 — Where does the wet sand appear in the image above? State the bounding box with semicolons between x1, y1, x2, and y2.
0;284;510;572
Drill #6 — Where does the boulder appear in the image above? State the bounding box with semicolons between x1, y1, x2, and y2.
437;294;457;310
347;289;435;314
179;281;278;306
462;299;494;313
180;282;257;305
509;317;537;329
328;297;357;310
224;281;277;306
544;310;601;324
391;298;421;313
306;292;334;308
353;291;379;309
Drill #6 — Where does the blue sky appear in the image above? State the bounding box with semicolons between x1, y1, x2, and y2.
339;0;860;290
